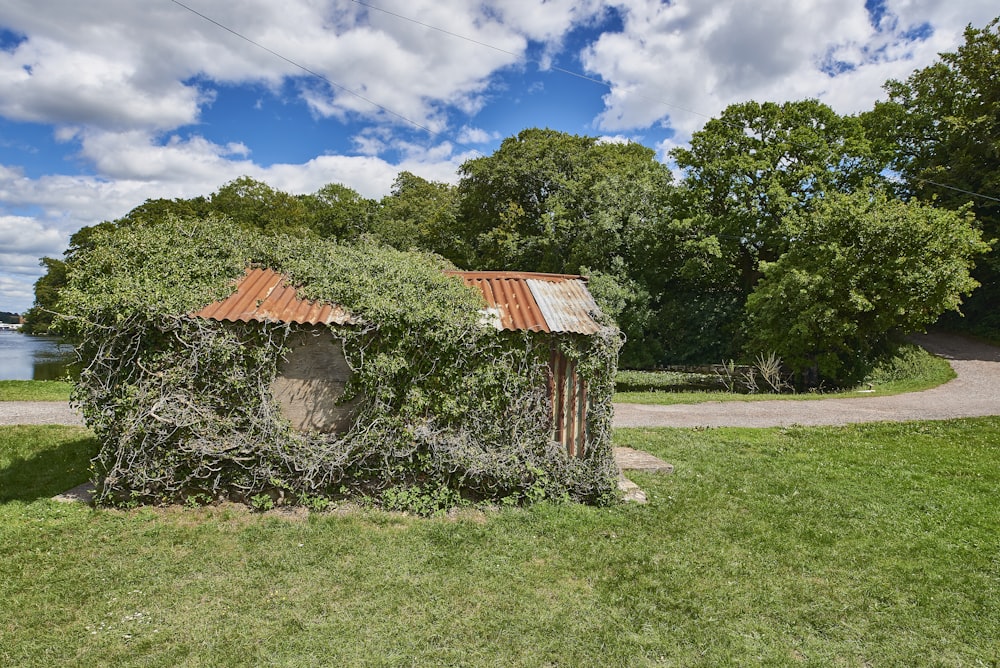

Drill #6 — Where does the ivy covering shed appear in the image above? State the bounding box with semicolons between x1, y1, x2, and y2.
59;216;622;510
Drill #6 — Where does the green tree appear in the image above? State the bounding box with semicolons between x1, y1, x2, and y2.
456;128;675;276
208;176;311;235
21;257;68;334
373;172;461;256
118;196;212;226
300;183;376;241
864;18;1000;337
745;190;989;385
25;178;374;332
672;99;883;295
665;99;886;361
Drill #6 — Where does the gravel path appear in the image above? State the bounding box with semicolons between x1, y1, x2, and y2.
3;332;998;429
614;331;1000;428
0;399;83;426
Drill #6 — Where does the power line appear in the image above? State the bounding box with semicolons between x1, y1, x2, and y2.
915;177;1000;203
167;0;482;155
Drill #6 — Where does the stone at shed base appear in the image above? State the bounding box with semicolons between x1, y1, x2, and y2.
613;446;674;504
53;481;96;504
618;473;647;504
613;446;674;473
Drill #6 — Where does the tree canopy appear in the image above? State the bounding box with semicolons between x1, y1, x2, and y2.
672;99;884;294
22;177;377;334
746;190;987;384
454;128;677;366
864;18;1000;336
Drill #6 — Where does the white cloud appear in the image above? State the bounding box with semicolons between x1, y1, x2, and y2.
595;134;633;145
0;0;575;134
0;273;35;313
581;0;998;141
0;216;68;312
0;215;66;256
0;43;206;130
456;125;500;145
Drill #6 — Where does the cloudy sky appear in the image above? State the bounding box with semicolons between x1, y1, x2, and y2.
0;0;996;313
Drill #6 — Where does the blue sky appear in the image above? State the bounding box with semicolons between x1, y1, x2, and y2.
0;0;996;313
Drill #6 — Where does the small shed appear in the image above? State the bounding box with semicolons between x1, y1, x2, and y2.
194;267;610;458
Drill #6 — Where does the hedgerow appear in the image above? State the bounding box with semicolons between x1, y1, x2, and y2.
58;216;621;511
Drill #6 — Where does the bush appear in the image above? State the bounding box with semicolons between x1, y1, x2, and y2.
745;190;988;387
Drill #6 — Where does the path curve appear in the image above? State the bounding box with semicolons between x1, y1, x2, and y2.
2;332;998;428
613;331;1000;428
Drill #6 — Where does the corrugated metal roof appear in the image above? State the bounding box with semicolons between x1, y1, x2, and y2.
193;268;356;326
448;271;604;335
195;268;603;335
526;278;603;335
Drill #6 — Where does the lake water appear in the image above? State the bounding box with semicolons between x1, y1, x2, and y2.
0;332;78;380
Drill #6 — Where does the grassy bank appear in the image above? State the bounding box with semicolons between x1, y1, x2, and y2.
615;343;956;404
2;420;998;666
0;380;73;402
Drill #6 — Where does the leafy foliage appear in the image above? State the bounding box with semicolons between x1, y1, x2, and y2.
373;171;461;256
672;99;883;295
58;217;620;510
745;190;988;384
301;182;377;241
21;257;67;334
864;17;1000;338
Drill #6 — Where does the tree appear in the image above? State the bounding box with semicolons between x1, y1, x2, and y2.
25;178;377;334
118;196;212;226
745;190;989;385
665;100;887;361
208;176;311;235
863;18;1000;336
300;183;376;241
454;129;678;365
672;99;884;295
373;172;461;257
21;257;68;334
456;128;675;276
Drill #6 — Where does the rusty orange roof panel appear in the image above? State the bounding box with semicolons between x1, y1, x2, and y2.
447;271;604;335
193;268;356;326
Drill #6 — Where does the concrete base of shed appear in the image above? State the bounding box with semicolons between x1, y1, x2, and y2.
614;446;674;504
53;481;95;504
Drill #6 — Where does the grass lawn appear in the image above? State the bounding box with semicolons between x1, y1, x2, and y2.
2;420;998;666
0;380;73;402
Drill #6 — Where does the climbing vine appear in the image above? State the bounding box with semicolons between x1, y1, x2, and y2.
58;216;621;511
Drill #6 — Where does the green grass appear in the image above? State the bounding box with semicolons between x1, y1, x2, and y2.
616;343;956;405
2;420;999;666
0;380;73;402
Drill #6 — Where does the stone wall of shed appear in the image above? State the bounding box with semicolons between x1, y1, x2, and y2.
271;329;358;433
